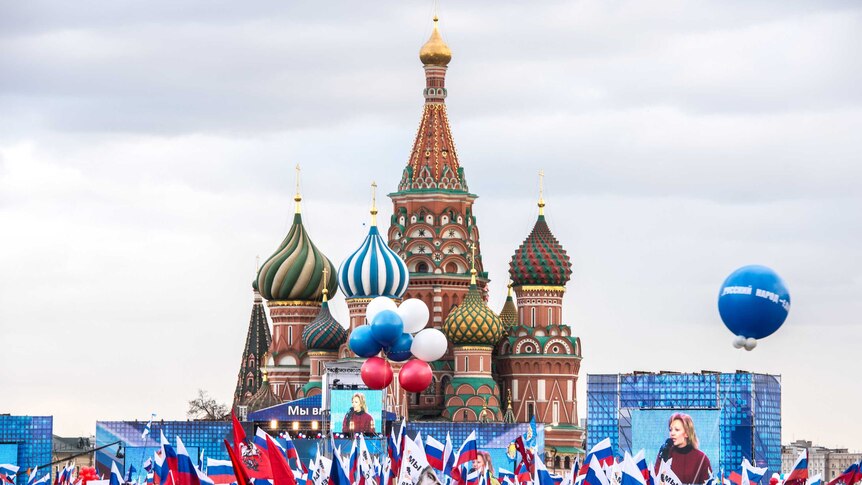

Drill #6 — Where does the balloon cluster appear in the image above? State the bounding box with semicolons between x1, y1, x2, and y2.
349;297;448;392
718;265;791;351
78;467;98;485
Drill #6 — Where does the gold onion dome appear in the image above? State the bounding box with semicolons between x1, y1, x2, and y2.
443;260;503;345
419;17;452;66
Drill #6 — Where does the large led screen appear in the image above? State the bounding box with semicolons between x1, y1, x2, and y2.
630;409;720;473
329;389;384;435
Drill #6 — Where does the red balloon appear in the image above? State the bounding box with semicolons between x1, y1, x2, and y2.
361;357;393;390
398;359;433;393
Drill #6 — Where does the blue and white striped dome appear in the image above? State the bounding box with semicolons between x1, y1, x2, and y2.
338;225;409;299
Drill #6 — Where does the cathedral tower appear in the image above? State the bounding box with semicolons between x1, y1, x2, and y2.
388;17;488;329
441;245;503;422
257;167;338;401
496;174;584;456
232;282;272;411
300;275;347;397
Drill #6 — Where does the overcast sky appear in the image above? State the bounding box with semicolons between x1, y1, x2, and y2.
1;1;860;450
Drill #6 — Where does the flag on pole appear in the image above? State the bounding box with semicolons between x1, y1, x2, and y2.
425;435;445;471
206;459;236;485
740;458;767;485
584;456;610;485
110;462;124;485
27;467;40;485
620;453;646;485
443;433;455;479
1;465;20;485
397;434;431;485
223;440;251;485
162;431;179;479
785;450;809;485
579;439;614;478
264;434;297;485
454;431;478;469
175;436;202;485
142;414;157;440
535;456;558;485
827;461;861;485
329;445;351;485
309;450;332;485
806;475;822;485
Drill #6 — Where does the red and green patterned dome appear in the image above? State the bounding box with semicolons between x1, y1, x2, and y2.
302;291;347;351
443;280;503;346
509;215;572;287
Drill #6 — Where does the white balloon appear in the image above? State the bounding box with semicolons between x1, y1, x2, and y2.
366;296;398;324
411;328;448;362
744;338;757;351
398;298;430;334
732;335;745;349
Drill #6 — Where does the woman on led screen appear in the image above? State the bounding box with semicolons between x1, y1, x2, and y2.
475;451;500;485
653;413;711;484
341;392;376;434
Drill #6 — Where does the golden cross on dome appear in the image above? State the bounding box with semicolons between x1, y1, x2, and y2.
538;169;546;216
370;181;379;226
470;243;478;284
322;267;330;301
294;164;302;214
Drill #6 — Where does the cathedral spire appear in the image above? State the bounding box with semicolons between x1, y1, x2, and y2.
396;15;468;193
370;181;378;226
538;169;546;216
232;280;273;411
294;164;302;215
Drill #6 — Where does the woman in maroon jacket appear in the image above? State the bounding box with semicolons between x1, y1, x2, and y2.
653;413;712;485
341;392;376;434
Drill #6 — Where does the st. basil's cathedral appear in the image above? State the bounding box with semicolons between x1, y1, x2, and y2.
232;17;584;455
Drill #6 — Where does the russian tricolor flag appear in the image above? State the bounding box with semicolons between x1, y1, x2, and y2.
581;438;614;476
206;459;235;485
425;435;445;471
620;453;646;485
455;431;478;469
827;461;860;485
1;465;20;485
583;455;610;485
785;450;808;485
534;457;559;485
175;436;202;485
110;462;124;485
161;431;179;484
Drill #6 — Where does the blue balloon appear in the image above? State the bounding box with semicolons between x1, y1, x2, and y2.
386;333;414;362
371;310;404;347
349;325;383;358
718;265;791;339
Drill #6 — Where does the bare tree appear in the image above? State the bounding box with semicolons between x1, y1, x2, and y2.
187;389;230;420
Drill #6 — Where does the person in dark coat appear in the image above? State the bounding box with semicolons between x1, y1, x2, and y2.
341;392;376;434
654;413;712;485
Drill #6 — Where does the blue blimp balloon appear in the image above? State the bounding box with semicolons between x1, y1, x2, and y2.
371;309;404;347
718;265;790;343
349;325;383;358
386;333;414;362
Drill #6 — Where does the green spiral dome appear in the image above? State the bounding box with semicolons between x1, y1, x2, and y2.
257;213;338;301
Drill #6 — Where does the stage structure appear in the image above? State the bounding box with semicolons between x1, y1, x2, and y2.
586;371;781;475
